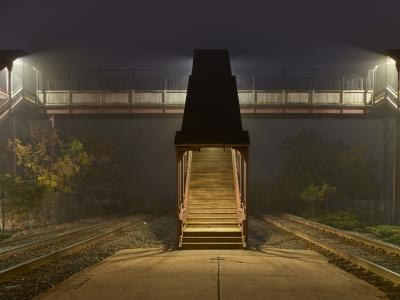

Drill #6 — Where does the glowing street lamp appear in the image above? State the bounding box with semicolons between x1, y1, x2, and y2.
384;49;400;111
0;50;27;175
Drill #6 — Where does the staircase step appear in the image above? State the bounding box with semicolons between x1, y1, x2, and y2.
188;209;237;214
185;224;240;229
188;203;236;206
187;213;237;218
181;242;243;250
188;207;236;211
186;220;238;224
183;236;243;243
189;192;235;194
188;200;236;203
187;217;238;222
183;230;241;237
189;196;235;198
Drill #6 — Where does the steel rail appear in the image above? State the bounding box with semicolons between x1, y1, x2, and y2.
0;215;146;283
262;215;400;285
0;218;121;257
283;214;400;256
0;217;118;250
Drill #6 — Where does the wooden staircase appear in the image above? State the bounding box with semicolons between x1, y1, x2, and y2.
181;147;243;249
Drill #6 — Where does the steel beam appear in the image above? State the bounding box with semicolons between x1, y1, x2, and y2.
7;68;16;176
382;116;400;224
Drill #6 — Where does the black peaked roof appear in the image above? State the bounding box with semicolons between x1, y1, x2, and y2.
174;49;250;146
0;50;27;70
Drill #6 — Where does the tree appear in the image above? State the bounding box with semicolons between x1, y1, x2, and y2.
0;122;121;228
277;128;379;214
5;127;91;224
334;145;379;200
300;182;336;217
279;128;342;211
0;174;46;231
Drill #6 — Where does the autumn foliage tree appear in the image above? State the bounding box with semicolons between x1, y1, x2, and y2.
0;126;119;228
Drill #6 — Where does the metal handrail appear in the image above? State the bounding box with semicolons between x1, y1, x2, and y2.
178;150;192;247
231;149;246;247
386;85;399;109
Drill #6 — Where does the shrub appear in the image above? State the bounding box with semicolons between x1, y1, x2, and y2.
314;211;362;230
366;225;400;245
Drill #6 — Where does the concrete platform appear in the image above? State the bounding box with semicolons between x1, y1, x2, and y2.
35;248;387;300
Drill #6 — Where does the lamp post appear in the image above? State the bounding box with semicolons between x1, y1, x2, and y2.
384;49;400;224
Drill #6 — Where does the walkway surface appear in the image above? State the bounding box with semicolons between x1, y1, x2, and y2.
34;248;387;300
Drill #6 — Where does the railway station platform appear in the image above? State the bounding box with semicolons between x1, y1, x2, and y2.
34;248;386;300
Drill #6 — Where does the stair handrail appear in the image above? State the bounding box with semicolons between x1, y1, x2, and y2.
178;150;192;247
386;85;399;109
231;148;246;247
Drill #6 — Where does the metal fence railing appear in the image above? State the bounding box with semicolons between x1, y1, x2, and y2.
0;61;397;113
39;68;372;91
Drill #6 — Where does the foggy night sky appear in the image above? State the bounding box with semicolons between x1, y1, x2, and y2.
2;0;400;69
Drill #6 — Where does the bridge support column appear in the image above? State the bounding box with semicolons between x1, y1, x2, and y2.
394;116;400;224
382;116;400;224
7;68;16;176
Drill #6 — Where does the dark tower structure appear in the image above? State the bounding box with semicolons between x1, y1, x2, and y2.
175;49;250;249
175;49;249;146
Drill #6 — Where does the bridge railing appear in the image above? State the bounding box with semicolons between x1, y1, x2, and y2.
4;65;399;113
232;148;248;247
37;68;374;108
373;58;399;109
0;59;39;120
38;89;372;107
177;150;192;247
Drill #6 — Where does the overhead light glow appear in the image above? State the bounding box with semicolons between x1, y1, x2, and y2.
387;57;396;65
13;58;23;66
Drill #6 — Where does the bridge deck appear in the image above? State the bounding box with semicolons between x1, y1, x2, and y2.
34;248;386;300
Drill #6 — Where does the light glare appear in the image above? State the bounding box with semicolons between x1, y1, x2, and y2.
386;57;396;65
13;58;23;66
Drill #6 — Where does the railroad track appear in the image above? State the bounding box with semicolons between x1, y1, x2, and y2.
0;215;124;253
261;214;400;285
0;218;121;255
0;214;148;283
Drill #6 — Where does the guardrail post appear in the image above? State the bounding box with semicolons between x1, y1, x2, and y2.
363;72;368;106
282;70;287;106
100;69;103;106
33;68;39;105
252;72;256;113
393;116;400;224
131;69;135;112
310;70;315;106
163;71;167;113
42;71;47;105
7;68;16;176
372;67;376;106
341;71;344;108
68;70;72;107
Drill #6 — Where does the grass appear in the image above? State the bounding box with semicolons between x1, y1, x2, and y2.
312;211;363;231
307;211;400;246
366;225;400;246
0;232;13;242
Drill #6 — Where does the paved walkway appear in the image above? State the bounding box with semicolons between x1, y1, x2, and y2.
35;248;387;300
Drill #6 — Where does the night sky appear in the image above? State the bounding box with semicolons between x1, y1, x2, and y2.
2;0;400;69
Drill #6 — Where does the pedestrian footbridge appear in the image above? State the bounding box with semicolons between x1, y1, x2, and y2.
0;56;399;122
